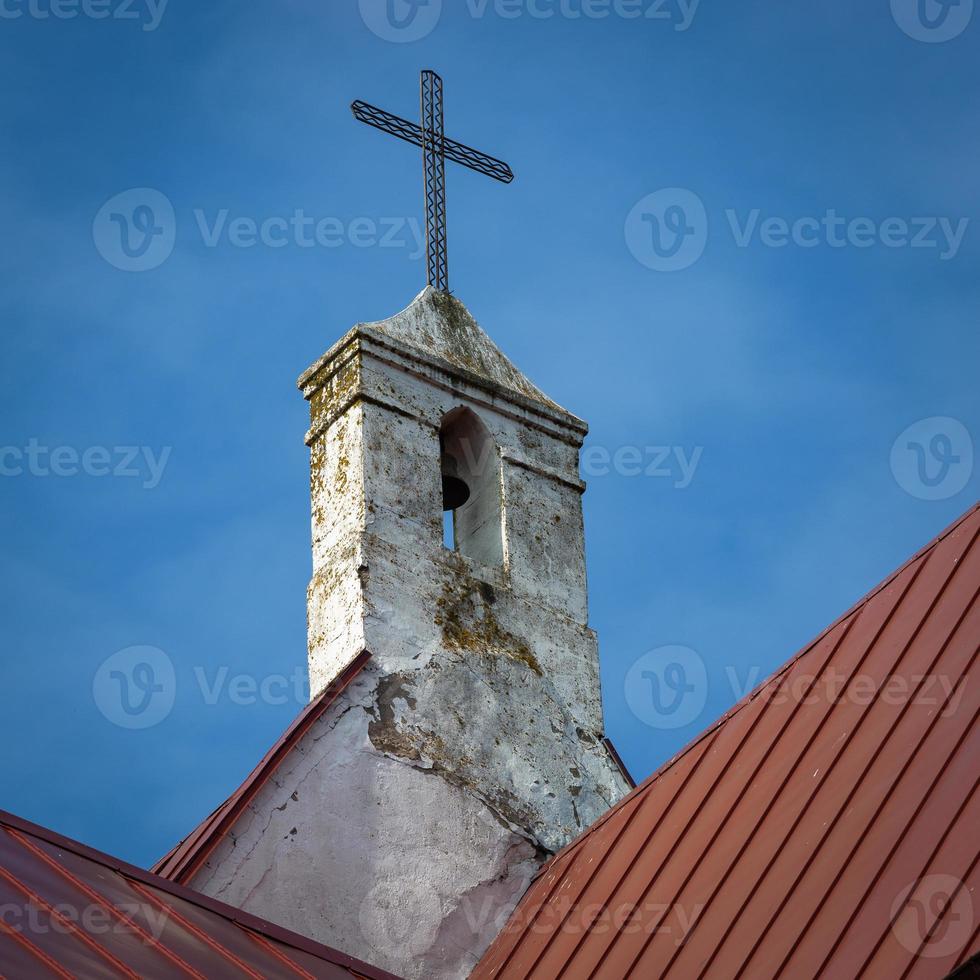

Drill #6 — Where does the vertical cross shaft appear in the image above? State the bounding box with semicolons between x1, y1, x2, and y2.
351;72;513;295
420;71;448;293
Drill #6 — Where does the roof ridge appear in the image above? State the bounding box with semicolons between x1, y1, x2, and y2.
541;501;980;872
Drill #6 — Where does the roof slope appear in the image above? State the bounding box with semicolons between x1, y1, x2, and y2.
0;807;398;979
475;503;980;980
154;651;370;885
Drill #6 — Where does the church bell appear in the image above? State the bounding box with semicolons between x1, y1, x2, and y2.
440;441;471;512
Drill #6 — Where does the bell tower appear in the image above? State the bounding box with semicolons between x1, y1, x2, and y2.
299;287;625;829
188;288;630;980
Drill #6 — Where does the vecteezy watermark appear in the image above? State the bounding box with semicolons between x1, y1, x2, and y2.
725;210;969;260
93;648;314;729
891;874;974;958
582;445;703;488
508;897;704;942
0;0;168;30
93;188;426;272
625;189;708;272
192;666;309;708
0;899;172;942
440;429;702;488
626;647;965;731
462;0;699;29
890;417;974;501
755;669;966;716
625;646;708;730
891;0;973;42
626;190;971;272
0;441;171;489
93;646;177;730
358;0;700;41
93;189;176;272
193;210;425;257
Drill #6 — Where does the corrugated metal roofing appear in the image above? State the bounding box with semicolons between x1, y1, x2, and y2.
475;503;980;980
0;807;399;979
154;650;371;885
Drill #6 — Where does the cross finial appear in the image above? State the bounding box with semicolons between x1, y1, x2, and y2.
352;71;514;295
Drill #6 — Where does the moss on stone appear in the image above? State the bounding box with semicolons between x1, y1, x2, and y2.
435;559;543;677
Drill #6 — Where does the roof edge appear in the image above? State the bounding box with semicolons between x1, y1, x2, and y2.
0;807;400;980
153;650;372;884
541;501;980;875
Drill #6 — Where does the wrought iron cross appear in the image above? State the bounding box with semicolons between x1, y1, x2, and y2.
352;71;514;294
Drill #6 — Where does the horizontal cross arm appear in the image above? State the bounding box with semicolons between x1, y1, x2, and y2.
351;100;514;184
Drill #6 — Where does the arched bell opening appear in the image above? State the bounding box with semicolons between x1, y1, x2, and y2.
439;408;504;567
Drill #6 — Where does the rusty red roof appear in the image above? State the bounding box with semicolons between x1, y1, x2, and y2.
154;650;371;885
0;806;398;979
475;503;980;980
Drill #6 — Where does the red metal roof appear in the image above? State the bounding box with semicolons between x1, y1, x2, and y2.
154;650;371;885
475;503;980;980
0;806;399;979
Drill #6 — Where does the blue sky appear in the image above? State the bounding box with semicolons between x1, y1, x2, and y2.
1;1;977;868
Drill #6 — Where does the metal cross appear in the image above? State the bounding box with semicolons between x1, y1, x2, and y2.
352;70;514;294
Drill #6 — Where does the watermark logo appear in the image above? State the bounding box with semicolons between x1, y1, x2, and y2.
625;189;708;272
359;863;442;958
94;196;427;272
890;417;973;501
93;646;176;729
891;0;973;42
359;0;442;42
92;655;318;730
625;645;707;729
891;874;974;958
93;189;176;272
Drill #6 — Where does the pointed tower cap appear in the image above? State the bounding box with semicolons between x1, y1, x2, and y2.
301;287;585;431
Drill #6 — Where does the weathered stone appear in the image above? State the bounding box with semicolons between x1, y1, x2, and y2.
188;288;630;979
